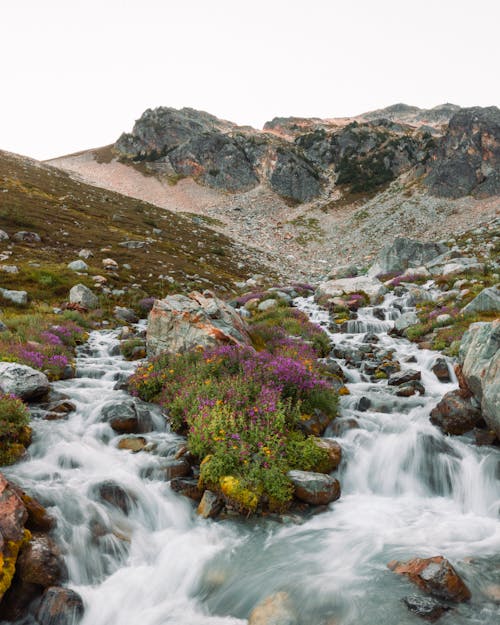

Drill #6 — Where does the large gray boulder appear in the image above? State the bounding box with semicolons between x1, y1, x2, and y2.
69;284;99;309
0;362;50;400
315;275;385;304
459;321;500;436
147;290;251;356
461;285;500;315
368;238;447;277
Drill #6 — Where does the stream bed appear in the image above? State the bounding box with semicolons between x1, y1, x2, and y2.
3;293;500;625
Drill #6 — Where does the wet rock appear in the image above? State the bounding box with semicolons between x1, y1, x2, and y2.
9;485;55;532
170;477;204;501
372;307;386;321
36;586;84;625
403;594;450;621
297;409;333;437
142;459;191;481
431;358;451;382
0;580;41;621
459;321;500;437
101;399;153;434
197;490;223;518
368;238;447;277
69;283;99;310
16;533;65;587
0;287;28;305
93;481;134;515
327;418;359;437
357;396;371;411
461;285;500;315
12;231;41;243
396;381;425;397
388;369;421;386
117;436;147;452
147;290;251;356
0;362;50;400
248;591;297;625
388;556;471;602
323;359;346;380
474;429;499;446
430;390;482;435
288;470;341;505
313;439;342;472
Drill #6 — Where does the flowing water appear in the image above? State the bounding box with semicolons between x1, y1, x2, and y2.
3;294;500;625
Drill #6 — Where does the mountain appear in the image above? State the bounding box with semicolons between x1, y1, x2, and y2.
46;104;500;279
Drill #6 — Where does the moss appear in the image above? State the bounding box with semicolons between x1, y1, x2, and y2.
0;529;31;600
219;476;260;513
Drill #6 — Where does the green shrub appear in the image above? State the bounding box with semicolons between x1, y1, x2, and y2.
0;394;31;466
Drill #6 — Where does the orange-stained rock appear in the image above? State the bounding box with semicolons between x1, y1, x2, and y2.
388;555;471;602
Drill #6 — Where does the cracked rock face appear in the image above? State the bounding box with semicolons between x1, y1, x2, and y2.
425;106;500;198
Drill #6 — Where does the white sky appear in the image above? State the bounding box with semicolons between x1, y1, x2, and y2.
1;0;499;160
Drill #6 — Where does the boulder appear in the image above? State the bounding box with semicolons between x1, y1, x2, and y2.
388;369;421;386
393;311;419;333
101;399;154;434
0;473;28;602
0;265;19;274
69;284;99;310
315;276;385;304
0;229;9;240
170;477;204;501
119;240;146;249
312;439;342;472
248;592;297;625
114;306;139;323
368;238;447;277
93;480;133;515
12;231;41;243
328;264;359;279
287;470;341;505
0;287;28;306
459;321;499;436
388;556;471;602
257;299;278;312
147;290;251;356
0;362;50;400
430;390;482;435
441;261;484;278
36;587;84;625
403;595;450;621
16;533;65;587
67;260;89;272
117;436;147;452
431;358;451;382
78;249;93;259
461;285;500;315
197;490;223;518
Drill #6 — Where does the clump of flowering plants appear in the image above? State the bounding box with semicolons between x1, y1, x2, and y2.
129;305;337;512
0;315;85;380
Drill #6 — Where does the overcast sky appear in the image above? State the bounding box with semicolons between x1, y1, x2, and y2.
1;0;499;160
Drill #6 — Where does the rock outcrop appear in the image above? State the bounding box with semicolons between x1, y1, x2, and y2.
426;106;500;198
368;237;447;277
146;290;251;356
458;321;500;437
0;363;50;400
315;275;385;304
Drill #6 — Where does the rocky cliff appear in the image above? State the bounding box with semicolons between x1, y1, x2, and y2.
113;104;500;202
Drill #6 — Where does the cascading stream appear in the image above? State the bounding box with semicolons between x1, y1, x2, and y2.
3;294;500;625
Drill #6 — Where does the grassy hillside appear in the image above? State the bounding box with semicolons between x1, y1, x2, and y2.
0;150;272;315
